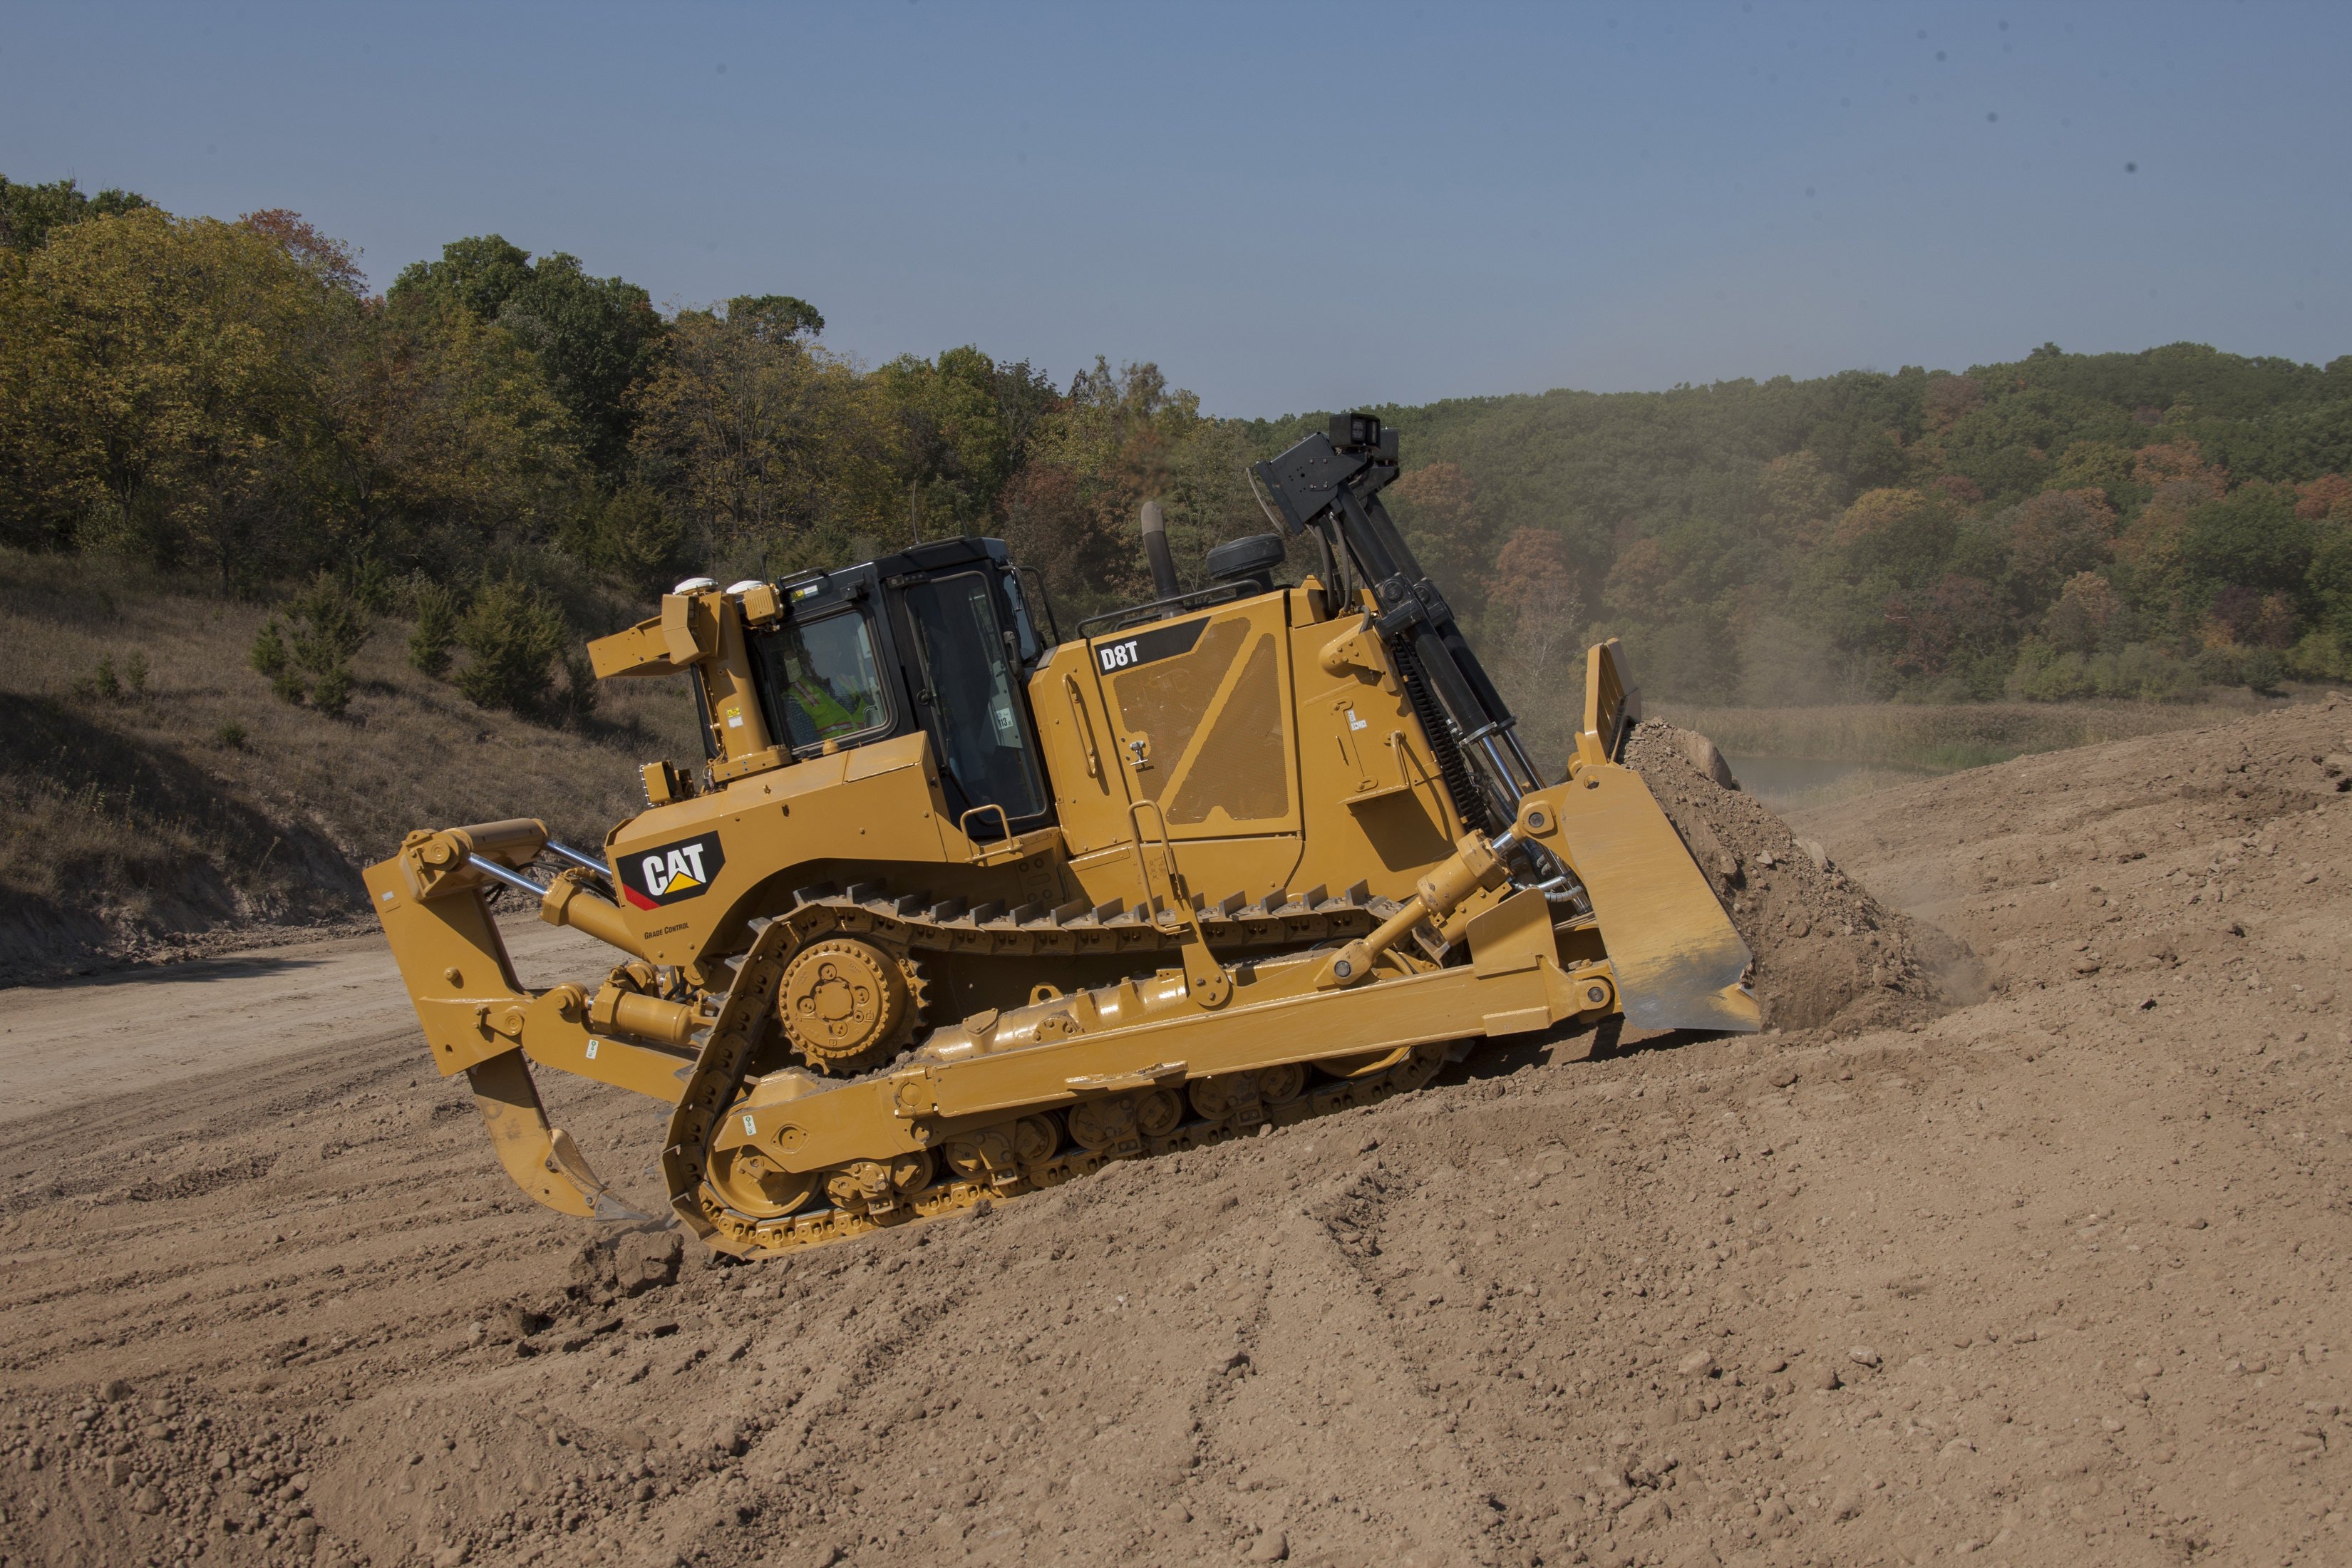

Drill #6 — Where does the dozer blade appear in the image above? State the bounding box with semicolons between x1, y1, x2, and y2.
1544;639;1759;1035
1555;761;1760;1036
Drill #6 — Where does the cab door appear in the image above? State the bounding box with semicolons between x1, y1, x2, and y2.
1029;641;1135;856
1091;597;1300;844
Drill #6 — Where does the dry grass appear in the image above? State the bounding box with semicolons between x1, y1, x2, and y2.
1650;696;2307;772
0;548;701;977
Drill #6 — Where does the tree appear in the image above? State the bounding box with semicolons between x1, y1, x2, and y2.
1384;460;1495;610
627;307;889;572
0;174;151;252
302;290;585;584
391;236;663;478
0;207;352;585
240;209;366;295
726;294;824;343
455;578;569;714
1016;359;1265;613
878;346;1016;542
2001;488;2117;609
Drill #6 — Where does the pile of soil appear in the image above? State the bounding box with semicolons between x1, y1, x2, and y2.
1623;720;1949;1032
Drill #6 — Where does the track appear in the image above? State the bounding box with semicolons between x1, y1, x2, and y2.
664;884;1430;1255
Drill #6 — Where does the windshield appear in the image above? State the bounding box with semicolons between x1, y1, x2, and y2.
752;609;890;753
901;571;1046;830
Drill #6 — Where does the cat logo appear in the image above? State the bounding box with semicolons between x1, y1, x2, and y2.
617;834;727;911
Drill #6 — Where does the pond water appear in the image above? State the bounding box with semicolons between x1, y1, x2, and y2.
1723;754;1941;813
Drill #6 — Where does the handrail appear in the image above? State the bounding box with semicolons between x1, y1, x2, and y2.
1076;580;1252;640
1123;799;1232;1007
1061;674;1102;781
957;803;1013;860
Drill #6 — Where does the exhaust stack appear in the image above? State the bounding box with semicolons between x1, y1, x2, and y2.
1140;500;1180;599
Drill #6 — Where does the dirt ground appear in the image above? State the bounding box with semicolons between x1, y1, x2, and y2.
3;700;2349;1568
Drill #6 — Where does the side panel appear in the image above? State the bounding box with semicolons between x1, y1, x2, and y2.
1287;612;1460;890
605;731;957;968
1095;599;1301;842
1028;644;1135;857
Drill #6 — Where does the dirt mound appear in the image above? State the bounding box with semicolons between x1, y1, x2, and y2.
1624;720;1949;1032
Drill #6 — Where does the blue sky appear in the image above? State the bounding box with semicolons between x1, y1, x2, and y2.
4;1;2347;415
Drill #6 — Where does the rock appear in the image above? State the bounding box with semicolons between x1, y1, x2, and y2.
1797;837;1831;872
494;1302;545;1339
1677;1351;1716;1377
1810;1364;1841;1391
430;1547;470;1568
567;1239;618;1291
104;1455;131;1486
616;1229;685;1297
1847;1346;1881;1368
1766;1066;1797;1089
1830;1492;1862;1522
98;1378;133;1402
1247;1527;1289;1562
1620;1494;1672;1532
1683;733;1739;790
129;1485;165;1515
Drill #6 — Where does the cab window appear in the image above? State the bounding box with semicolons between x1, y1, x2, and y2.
753;610;891;753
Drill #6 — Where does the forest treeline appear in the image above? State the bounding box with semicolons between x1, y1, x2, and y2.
4;171;2351;726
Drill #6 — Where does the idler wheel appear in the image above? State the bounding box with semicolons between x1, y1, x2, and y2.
777;938;908;1072
707;1146;819;1220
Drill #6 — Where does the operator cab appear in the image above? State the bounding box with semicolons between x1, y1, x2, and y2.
743;538;1056;842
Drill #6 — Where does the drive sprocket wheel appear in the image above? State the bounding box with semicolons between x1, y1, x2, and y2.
776;937;917;1073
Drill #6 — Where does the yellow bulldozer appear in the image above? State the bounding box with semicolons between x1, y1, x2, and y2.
368;415;1756;1258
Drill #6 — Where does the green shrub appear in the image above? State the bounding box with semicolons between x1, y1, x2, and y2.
408;580;461;678
251;620;289;679
455;579;569;714
215;721;248;750
2194;644;2284;693
2286;629;2352;681
285;574;372;674
253;574;372;713
311;665;354;717
2011;636;2194;701
554;649;600;726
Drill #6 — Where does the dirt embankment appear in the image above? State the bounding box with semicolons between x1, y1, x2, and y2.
2;699;2349;1568
0;548;697;989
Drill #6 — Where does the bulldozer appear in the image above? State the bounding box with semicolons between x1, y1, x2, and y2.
367;415;1757;1258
